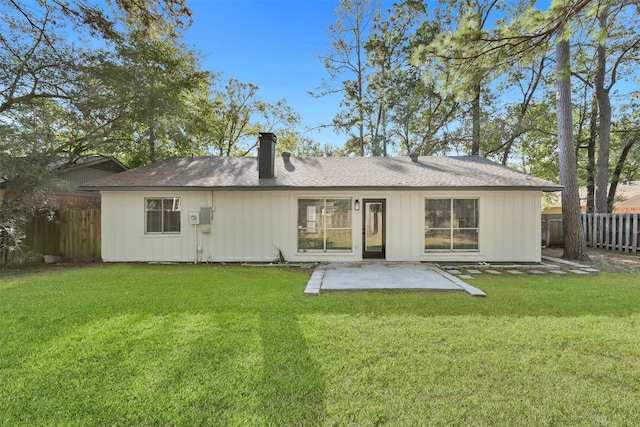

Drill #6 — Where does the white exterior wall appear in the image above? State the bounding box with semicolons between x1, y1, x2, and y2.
101;189;542;263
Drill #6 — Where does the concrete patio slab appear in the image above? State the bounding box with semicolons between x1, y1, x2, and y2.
316;262;486;297
303;266;325;295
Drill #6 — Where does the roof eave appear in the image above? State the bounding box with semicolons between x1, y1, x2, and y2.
82;184;563;192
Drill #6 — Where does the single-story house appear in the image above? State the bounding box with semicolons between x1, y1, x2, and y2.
82;133;561;264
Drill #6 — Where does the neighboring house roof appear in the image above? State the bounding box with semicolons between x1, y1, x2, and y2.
543;181;640;213
82;155;562;192
53;156;128;190
613;193;640;213
609;181;640;201
1;155;127;186
54;155;128;174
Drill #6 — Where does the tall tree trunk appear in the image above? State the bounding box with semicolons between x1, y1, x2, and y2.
471;82;481;156
607;138;637;211
357;30;365;157
595;5;611;213
148;125;157;163
586;98;598;213
556;32;585;261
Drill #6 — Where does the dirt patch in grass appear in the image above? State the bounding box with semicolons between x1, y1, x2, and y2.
3;248;640;278
0;260;107;279
543;247;640;273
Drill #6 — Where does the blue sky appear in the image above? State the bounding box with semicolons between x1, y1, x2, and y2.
184;0;395;147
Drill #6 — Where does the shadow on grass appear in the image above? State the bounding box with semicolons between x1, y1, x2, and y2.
258;312;326;425
1;313;267;425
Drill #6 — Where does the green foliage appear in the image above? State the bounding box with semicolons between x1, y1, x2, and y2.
0;265;639;425
181;78;305;159
273;245;287;264
91;28;212;165
0;156;56;255
0;0;200;257
275;129;324;156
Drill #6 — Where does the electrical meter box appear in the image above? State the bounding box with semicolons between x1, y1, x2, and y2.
189;212;200;225
199;207;212;224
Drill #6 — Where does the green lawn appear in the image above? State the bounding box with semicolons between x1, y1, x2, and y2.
1;264;639;426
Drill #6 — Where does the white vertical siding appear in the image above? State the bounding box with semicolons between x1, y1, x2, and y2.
101;189;543;263
210;191;294;262
384;191;422;261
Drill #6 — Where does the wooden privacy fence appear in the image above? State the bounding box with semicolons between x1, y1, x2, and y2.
541;214;564;247
582;213;640;253
543;213;640;253
1;208;101;267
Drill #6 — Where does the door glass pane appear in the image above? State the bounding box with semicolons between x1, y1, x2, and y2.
365;202;383;252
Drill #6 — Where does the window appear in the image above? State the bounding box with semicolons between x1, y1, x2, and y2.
145;198;181;233
298;198;352;252
425;198;478;251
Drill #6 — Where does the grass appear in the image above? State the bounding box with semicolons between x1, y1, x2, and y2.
1;264;639;426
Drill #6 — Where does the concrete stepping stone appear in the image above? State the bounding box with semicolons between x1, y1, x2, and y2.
569;269;589;275
459;274;474;279
466;269;482;274
486;270;502;275
446;269;461;275
528;270;546;274
581;268;600;272
506;270;523;275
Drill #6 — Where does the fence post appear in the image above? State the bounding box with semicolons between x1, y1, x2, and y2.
624;214;631;253
617;214;623;251
612;215;617;251
632;214;638;253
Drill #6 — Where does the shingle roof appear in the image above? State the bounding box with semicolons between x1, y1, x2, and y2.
81;155;562;192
